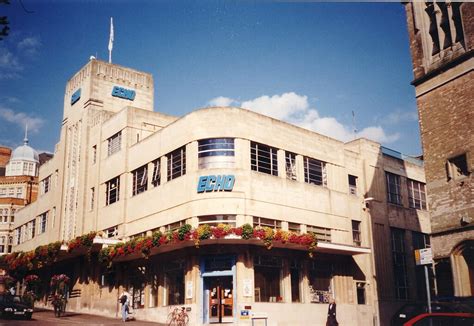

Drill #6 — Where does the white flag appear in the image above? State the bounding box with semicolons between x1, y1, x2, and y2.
108;17;114;52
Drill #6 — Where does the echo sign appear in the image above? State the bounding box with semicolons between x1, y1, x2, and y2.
197;175;235;193
112;86;136;101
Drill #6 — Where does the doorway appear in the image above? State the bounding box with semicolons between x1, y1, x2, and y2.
206;276;234;323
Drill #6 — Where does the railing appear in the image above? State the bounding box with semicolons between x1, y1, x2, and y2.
381;146;423;167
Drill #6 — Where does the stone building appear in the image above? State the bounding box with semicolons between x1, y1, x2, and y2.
404;1;473;297
6;59;429;325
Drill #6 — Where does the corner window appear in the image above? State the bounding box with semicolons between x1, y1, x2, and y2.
107;131;122;156
198;215;236;227
386;172;402;205
254;256;282;302
132;164;148;196
167;146;186;181
348;175;358;195
407;179;427;210
106;176;120;205
304;157;327;186
285;152;297;180
198;138;235;169
446;153;469;180
251;142;278;176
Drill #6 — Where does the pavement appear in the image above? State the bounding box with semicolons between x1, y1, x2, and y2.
0;308;167;326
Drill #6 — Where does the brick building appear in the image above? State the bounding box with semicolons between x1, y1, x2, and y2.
404;1;473;297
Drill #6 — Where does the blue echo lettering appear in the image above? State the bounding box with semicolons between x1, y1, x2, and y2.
197;175;235;193
112;86;136;101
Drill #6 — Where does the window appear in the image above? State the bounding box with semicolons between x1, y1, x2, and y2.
253;217;281;230
164;260;185;305
90;187;95;210
352;220;361;246
348;175;357;195
391;228;408;300
285;152;297;180
198;138;235;169
307;225;331;243
132;164;148;196
28;220;36;239
304;157;326;186
251;142;278;176
163;220;186;232
356;282;366;304
290;260;301;302
16;187;22;198
107;131;122;156
106;226;118;238
288;222;300;233
0;188;5;197
198;215;236;227
386;172;402;205
407;179;427;210
151;159;161;187
15;228;20;245
39;212;47;234
446;154;469;180
0;236;5;253
254;256;282;302
92;145;97;164
1;209;7;223
167;146;186;181
41;175;52;195
308;260;333;303
106;176;120;205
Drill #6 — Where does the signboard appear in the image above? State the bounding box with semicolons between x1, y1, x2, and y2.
240;310;250;320
243;278;252;297
415;248;433;265
112;86;136;101
185;281;193;299
71;88;81;105
197;175;235;193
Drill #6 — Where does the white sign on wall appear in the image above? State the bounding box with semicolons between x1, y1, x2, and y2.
415;248;433;265
186;281;193;299
243;279;253;297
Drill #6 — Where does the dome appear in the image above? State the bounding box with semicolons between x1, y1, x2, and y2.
10;137;39;163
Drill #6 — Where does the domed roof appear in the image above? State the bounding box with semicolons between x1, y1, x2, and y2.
10;137;39;163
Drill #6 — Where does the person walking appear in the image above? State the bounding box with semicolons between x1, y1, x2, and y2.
119;289;130;322
326;298;338;326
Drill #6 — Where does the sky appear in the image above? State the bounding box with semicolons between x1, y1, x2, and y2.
0;0;422;156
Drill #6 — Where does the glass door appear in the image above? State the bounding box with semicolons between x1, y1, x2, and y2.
208;276;233;323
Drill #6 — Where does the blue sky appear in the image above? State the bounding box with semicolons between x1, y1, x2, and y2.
0;1;421;156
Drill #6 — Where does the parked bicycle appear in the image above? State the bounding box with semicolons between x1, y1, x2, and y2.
167;306;189;326
51;294;67;317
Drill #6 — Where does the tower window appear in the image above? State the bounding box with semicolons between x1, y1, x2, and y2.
251;142;278;176
107;131;122;156
446;153;469;181
348;175;358;195
106;176;120;205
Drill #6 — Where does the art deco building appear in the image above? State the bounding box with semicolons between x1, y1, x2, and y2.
404;1;473;297
7;59;430;325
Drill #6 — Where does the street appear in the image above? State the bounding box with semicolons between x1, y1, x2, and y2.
0;308;166;326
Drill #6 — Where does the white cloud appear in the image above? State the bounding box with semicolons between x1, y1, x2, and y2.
207;96;237;107
207;92;399;144
17;36;41;57
0;47;22;70
0;107;45;133
384;109;418;125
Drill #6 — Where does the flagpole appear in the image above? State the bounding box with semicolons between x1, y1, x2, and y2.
108;17;114;63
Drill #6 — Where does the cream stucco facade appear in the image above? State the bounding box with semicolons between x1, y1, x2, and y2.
8;60;430;326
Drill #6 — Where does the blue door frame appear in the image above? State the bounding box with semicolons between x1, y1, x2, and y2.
200;255;237;324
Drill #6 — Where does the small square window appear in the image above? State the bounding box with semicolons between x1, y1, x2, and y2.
446;154;469;181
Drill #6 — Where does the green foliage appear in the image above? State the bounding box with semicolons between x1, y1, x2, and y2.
241;223;253;239
178;224;192;240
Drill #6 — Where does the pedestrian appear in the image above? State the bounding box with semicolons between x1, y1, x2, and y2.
119;289;130;322
326;298;338;326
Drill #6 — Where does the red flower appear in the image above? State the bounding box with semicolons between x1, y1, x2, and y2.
159;236;168;245
233;227;243;236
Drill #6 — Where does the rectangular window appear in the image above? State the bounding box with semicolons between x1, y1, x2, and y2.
288;222;300;233
167;146;186;181
348;175;358;195
307;225;331;243
151;159;161;187
107;131;122;156
356;282;366;304
29;220;36;239
163;220;186;232
15;228;20;245
251;142;278;176
253;216;281;230
308;260;333;303
132;164;148;196
446;153;469;180
106;226;118;238
0;236;5;253
304;157;326;186
198;215;236;227
106;176;120;205
386;172;402;205
198;138;235;169
290;260;301;302
40;175;51;195
254;256;282;302
164;260;185;306
391;228;408;300
39;212;47;234
407;179;427;210
352;220;361;246
16;187;22;198
285;152;297;180
92;145;97;164
90;187;95;210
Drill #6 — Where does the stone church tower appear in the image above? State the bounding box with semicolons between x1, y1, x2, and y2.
404;2;473;297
